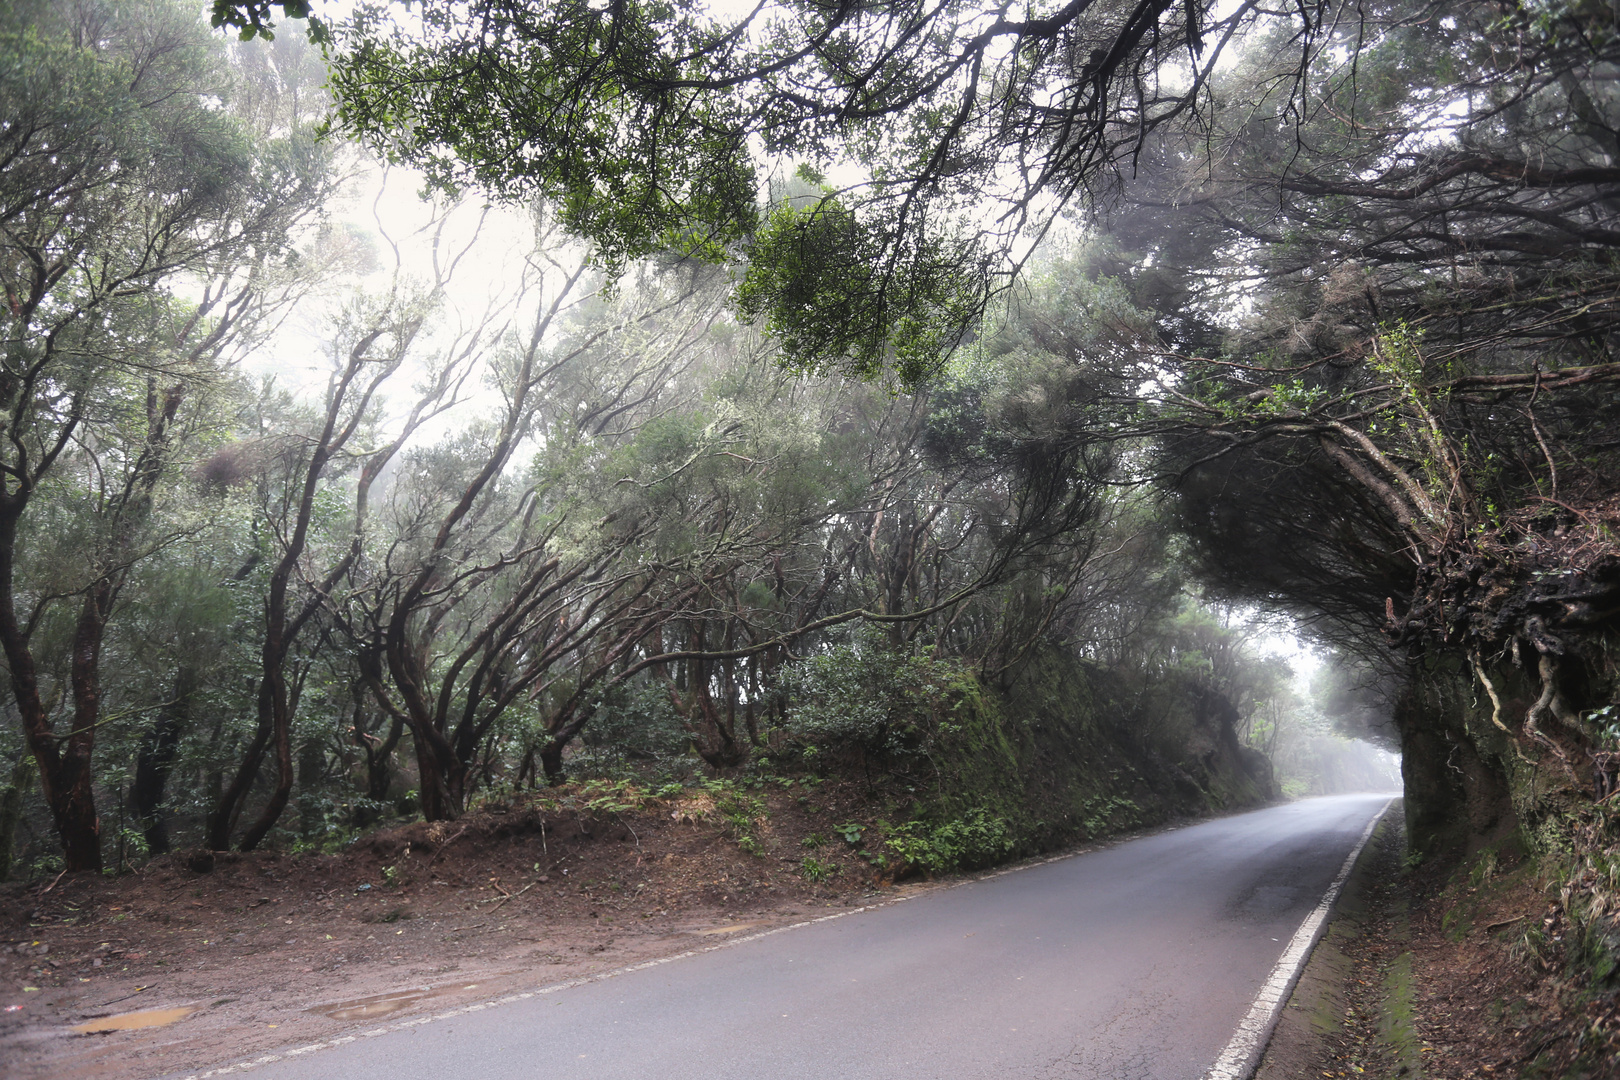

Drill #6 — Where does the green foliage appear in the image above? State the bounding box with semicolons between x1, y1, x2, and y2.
541;778;674;816
580;680;694;766
776;629;969;760
678;782;770;853
1468;848;1500;888
29;852;65;878
0;756;32;881
1585;705;1620;747
326;0;757;279
883;808;1015;876
799;856;836;883
307;0;1291;384
209;0;324;43
717;790;767;833
734;195;987;384
293;791;392;847
1079;795;1139;836
109;826;150;875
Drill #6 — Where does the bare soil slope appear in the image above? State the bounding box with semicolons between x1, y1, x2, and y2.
0;779;935;1080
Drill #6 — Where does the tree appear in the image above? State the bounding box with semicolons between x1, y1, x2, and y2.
214;0;1308;382
1145;1;1620;680
1071;0;1620;847
0;0;338;870
205;285;456;851
333;236;738;815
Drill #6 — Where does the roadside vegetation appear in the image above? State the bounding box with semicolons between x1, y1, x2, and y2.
0;0;1350;888
5;0;1620;1068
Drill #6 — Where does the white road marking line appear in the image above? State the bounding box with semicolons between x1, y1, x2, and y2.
1203;798;1395;1080
165;803;1365;1080
165;837;1118;1079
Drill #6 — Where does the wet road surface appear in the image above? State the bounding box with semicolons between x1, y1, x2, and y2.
185;794;1394;1080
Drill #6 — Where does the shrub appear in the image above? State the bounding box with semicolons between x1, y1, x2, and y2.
883;808;1016;875
575;679;695;774
774;627;968;761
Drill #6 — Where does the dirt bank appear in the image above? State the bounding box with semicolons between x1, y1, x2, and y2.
0;778;934;1079
1258;805;1620;1080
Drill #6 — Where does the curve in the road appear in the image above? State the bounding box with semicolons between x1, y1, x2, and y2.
167;793;1396;1080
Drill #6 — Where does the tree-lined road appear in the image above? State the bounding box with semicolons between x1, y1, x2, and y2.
198;794;1393;1080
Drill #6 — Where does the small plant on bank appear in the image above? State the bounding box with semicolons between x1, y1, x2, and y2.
800;856;836;883
883;808;1015;875
834;822;865;845
1585;704;1620;747
1467;848;1499;887
717;790;767;832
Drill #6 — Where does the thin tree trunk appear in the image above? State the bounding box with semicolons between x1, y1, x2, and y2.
237;657;293;851
0;496;100;870
361;707;405;803
132;665;198;857
0;756;35;881
206;711;272;850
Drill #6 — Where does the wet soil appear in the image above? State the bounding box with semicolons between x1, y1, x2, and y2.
0;778;925;1080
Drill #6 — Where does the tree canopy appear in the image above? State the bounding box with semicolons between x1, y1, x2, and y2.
0;0;1610;940
209;0;1285;381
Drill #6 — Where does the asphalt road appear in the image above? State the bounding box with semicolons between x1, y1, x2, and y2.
209;793;1394;1080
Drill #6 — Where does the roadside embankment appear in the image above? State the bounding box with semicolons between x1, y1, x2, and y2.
873;645;1279;872
1257;800;1620;1080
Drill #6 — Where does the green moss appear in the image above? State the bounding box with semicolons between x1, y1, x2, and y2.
880;644;1275;874
1380;951;1426;1074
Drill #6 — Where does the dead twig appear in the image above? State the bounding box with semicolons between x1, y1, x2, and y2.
480;882;535;910
623;816;642;867
94;985;153;1008
423;826;471;868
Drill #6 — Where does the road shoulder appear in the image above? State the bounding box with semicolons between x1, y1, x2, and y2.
1255;799;1426;1080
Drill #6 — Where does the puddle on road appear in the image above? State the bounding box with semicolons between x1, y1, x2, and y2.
73;1006;196;1034
691;922;764;936
311;984;471;1022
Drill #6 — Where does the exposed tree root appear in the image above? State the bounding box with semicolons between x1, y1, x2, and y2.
1470;651;1534;764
